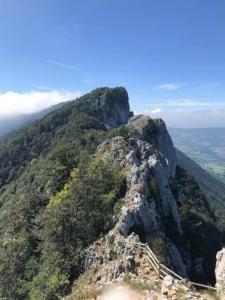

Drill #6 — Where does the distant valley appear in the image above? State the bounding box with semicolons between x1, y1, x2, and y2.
169;127;225;183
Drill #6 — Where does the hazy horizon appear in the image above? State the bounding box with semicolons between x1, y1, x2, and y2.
2;100;225;129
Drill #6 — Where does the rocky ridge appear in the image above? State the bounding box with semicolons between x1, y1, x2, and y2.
84;115;186;275
66;114;223;299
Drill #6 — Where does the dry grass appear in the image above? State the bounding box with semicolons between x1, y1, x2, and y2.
202;290;221;300
63;269;104;300
65;288;103;300
123;273;158;293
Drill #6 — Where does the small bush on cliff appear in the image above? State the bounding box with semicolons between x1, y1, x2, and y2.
152;238;167;263
149;176;159;198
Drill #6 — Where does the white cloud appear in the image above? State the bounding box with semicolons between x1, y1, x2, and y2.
47;59;79;71
155;83;186;91
150;108;161;114
0;90;81;117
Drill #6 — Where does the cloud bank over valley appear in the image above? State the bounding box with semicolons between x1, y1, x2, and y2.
0;90;81;118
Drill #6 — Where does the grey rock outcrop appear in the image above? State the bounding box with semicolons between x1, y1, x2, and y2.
75;87;132;130
163;275;174;287
127;115;176;179
89;115;188;276
102;88;132;129
216;248;225;294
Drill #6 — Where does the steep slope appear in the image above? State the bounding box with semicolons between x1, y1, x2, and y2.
0;87;131;299
0;87;224;300
0;87;130;191
170;127;225;184
80;115;225;286
90;116;186;276
176;148;225;200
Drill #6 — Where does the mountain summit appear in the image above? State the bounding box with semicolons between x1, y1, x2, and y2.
74;87;132;129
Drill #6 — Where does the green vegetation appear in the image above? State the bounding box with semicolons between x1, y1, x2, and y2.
29;158;125;300
149;176;159;198
0;87;128;191
0;155;126;299
0;87;128;299
152;238;167;263
175;166;225;284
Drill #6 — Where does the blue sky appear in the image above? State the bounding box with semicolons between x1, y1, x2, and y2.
0;0;225;127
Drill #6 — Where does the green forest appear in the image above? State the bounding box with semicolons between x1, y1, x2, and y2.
0;88;128;299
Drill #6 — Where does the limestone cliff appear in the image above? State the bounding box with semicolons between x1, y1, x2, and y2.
75;87;132;129
82;115;188;279
79;112;225;288
67;113;224;299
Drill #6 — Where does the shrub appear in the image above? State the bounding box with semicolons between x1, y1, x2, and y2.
152;238;167;263
149;176;158;198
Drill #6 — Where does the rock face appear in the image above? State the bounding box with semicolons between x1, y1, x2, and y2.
216;248;225;294
71;112;224;298
127;115;176;178
78;87;132;129
72;87;132;130
84;115;188;277
100;87;132;129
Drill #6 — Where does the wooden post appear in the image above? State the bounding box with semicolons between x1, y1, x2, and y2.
158;259;161;278
135;242;216;291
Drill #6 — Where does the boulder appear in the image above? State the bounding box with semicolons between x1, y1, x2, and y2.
163;275;174;288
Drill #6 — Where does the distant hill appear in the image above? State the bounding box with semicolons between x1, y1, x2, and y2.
169;127;225;183
0;102;64;139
